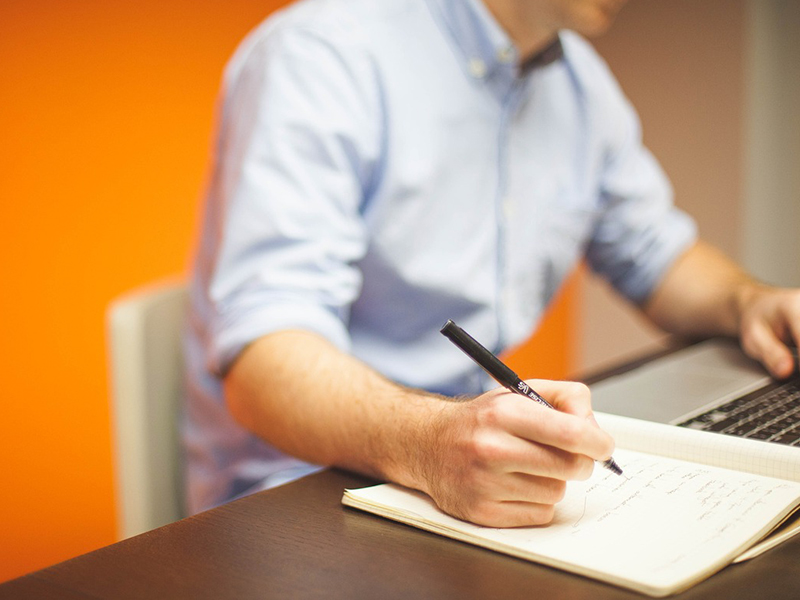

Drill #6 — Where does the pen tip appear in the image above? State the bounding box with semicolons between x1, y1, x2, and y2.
603;458;623;476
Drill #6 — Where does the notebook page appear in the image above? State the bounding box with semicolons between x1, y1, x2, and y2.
733;509;800;562
596;412;800;482
343;448;800;597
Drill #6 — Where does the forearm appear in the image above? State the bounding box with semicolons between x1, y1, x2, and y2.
642;241;800;378
223;330;446;490
223;329;616;527
643;241;765;339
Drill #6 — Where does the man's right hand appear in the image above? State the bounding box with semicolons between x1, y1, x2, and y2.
416;380;615;527
226;331;615;529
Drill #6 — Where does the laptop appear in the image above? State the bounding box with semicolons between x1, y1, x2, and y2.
589;339;800;446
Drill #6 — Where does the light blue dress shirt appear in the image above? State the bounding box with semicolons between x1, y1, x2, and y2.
184;0;697;514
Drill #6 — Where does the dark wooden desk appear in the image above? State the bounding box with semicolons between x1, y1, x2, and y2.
2;466;799;599
4;342;799;598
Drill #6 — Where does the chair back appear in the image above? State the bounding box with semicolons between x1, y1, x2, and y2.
107;280;187;539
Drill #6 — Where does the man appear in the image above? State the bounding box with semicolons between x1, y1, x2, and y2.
184;0;800;526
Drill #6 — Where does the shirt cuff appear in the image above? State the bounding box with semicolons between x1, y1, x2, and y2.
614;210;698;305
208;301;352;376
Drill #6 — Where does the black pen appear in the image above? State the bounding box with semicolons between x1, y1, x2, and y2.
440;319;623;476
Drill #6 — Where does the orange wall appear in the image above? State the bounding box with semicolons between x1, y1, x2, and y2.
0;0;293;581
503;270;579;382
0;0;575;582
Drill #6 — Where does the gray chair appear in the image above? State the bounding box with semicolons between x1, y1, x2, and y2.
106;280;187;539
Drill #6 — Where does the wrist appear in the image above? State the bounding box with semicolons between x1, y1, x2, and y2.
381;390;456;494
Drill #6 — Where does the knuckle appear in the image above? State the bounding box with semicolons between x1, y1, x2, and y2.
468;433;504;466
568;381;591;398
477;392;512;426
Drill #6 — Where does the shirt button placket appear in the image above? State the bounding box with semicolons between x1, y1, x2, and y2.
497;79;523;347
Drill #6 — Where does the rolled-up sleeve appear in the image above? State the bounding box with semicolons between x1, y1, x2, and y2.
203;23;381;375
585;74;697;305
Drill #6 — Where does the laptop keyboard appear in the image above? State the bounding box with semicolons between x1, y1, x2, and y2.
678;378;800;446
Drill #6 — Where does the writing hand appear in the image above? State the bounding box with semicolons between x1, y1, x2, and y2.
418;380;615;527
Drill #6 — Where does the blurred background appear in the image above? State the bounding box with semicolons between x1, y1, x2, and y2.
1;0;797;583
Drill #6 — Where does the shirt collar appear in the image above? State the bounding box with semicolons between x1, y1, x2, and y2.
425;0;564;80
521;36;564;72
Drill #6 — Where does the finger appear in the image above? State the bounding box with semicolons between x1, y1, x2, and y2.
495;434;597;481
539;381;610;450
525;379;593;418
744;319;795;379
493;500;557;527
530;380;607;437
502;399;615;462
469;463;571;504
463;413;594;478
455;499;558;528
497;471;569;505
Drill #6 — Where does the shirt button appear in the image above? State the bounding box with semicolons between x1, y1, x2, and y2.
468;58;487;78
497;46;515;64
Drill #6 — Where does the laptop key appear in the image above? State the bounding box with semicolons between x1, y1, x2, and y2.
747;430;774;440
774;434;800;445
